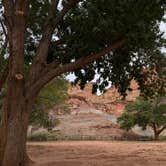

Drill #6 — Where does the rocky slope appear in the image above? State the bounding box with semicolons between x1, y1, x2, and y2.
67;80;139;116
47;80;140;140
30;80;166;140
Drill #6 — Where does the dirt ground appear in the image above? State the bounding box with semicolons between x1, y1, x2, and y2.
28;141;166;166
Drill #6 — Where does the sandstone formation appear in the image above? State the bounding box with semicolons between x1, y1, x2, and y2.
68;80;139;116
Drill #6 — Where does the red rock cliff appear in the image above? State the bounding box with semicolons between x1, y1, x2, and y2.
68;80;140;116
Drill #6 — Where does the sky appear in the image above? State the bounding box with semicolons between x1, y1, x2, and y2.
160;21;166;53
160;21;166;37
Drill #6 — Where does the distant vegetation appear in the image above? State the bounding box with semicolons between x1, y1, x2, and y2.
118;97;166;140
29;77;69;130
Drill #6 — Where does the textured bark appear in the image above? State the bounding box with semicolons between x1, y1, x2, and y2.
0;1;28;165
2;100;27;166
0;94;34;166
0;98;8;165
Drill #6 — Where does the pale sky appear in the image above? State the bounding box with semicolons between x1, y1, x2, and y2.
160;21;166;53
160;21;166;37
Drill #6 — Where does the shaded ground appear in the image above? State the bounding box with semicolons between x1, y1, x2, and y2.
28;141;166;166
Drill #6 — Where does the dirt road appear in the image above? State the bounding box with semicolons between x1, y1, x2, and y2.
28;141;166;166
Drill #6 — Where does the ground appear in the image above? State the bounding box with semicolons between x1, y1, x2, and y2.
28;141;166;166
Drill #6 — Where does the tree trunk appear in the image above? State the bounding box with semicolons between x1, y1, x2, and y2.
0;1;29;164
0;99;8;164
0;93;33;166
154;132;160;141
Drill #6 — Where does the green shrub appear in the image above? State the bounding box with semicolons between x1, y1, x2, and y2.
27;131;61;141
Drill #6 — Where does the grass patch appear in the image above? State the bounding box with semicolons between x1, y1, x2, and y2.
27;131;60;141
27;132;141;141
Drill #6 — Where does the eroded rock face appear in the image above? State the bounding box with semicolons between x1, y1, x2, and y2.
29;81;141;140
68;80;139;116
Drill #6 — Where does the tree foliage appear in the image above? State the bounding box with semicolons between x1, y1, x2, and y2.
118;97;166;140
0;0;166;165
0;0;165;96
29;77;69;129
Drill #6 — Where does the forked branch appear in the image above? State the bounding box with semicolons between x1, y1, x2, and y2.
27;38;125;97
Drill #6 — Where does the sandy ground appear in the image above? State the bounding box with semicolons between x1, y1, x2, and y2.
28;141;166;166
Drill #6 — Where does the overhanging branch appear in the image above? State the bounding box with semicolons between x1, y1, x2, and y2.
28;0;81;85
27;38;125;97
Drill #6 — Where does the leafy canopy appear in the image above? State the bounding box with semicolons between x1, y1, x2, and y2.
0;0;166;96
118;97;166;134
57;0;166;95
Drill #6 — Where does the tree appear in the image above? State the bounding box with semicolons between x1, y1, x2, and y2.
134;52;166;99
29;77;69;130
0;78;69;132
118;97;166;141
0;77;69;130
0;0;165;165
118;54;166;141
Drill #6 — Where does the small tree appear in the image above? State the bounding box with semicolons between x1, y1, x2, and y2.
118;97;166;140
29;77;69;130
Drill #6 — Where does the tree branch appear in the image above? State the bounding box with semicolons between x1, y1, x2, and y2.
3;0;15;47
36;60;61;81
27;0;80;86
0;65;8;92
27;38;125;98
3;0;14;26
0;19;8;52
50;38;66;47
158;125;166;134
0;19;7;39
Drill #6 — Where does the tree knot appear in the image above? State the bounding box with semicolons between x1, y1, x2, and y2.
15;10;25;16
15;73;23;80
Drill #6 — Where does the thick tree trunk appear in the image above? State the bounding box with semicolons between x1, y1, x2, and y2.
0;1;29;165
0;94;33;166
0;100;8;164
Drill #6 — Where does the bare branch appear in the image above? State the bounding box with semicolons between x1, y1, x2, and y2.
27;38;125;98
